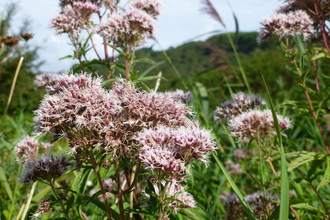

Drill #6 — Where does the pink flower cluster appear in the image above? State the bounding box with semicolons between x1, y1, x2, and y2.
214;92;265;121
214;92;292;142
16;136;51;163
228;109;291;142
164;89;194;104
95;0;161;48
29;72;216;210
32;73;210;167
51;2;98;34
258;9;315;42
136;126;215;179
131;0;162;18
33;73;122;160
153;181;196;211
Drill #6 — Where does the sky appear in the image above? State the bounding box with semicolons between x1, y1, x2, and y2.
1;0;281;72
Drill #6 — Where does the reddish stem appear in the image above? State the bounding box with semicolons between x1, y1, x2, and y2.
314;3;330;56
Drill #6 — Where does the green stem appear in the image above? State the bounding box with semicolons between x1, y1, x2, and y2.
50;180;71;220
157;181;170;220
89;150;113;220
292;59;330;155
19;181;37;220
1;57;23;128
225;32;251;93
8;164;22;220
116;167;125;220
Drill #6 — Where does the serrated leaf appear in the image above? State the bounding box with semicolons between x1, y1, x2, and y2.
288;151;326;172
317;156;330;191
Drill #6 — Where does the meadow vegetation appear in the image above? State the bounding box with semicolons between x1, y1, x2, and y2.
1;0;330;219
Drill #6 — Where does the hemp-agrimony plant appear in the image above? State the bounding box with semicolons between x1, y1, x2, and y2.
16;1;217;219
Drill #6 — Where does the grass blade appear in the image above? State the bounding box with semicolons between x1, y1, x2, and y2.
212;152;256;220
261;73;289;220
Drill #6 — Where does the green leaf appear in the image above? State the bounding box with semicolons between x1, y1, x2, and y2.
285;65;298;75
139;60;166;78
107;44;127;58
312;52;329;60
89;194;120;219
73;166;92;194
133;56;157;66
66;194;75;211
196;203;219;220
59;55;76;60
0;166;12;200
32;185;51;202
287;151;326;172
291;203;327;218
179;208;202;220
134;76;167;83
195;82;209;125
212;152;256;220
317;156;330;191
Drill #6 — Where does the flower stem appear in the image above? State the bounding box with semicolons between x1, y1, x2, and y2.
50;180;71;219
89;150;113;220
292;59;330;155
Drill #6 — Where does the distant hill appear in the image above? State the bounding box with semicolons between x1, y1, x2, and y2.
134;32;292;105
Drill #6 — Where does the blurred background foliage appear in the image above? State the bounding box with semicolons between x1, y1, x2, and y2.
0;3;44;117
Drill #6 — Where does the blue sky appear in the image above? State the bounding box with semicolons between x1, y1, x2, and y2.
2;0;280;72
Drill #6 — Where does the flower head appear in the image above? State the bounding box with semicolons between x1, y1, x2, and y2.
16;136;51;163
33;73;122;160
258;9;315;42
165;89;194;104
214;92;265;121
152;181;196;211
95;9;155;48
136;125;216;179
228;109;292;142
51;2;97;34
20;155;73;183
73;1;98;20
221;191;279;220
131;0;162;18
16;136;40;163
